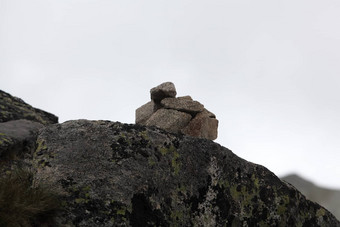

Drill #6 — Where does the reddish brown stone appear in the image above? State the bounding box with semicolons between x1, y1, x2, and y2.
182;111;218;140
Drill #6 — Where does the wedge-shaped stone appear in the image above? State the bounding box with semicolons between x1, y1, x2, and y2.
145;109;191;133
135;101;159;125
182;110;218;140
161;97;204;114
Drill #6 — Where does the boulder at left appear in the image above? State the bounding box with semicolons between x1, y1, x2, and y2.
0;90;58;175
0;90;58;125
0;120;44;160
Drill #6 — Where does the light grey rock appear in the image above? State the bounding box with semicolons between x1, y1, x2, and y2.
150;82;177;102
145;109;191;133
182;111;218;140
135;101;158;125
161;97;205;114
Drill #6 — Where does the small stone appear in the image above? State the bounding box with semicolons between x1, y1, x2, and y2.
181;111;218;140
161;97;204;114
145;109;191;133
150;82;177;103
135;101;159;125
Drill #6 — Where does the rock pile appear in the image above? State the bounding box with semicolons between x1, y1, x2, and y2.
136;82;218;140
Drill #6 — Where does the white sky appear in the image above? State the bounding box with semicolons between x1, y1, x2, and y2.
1;0;340;188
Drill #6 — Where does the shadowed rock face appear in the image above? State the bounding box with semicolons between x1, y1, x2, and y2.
0;120;43;159
33;120;340;227
0;90;58;125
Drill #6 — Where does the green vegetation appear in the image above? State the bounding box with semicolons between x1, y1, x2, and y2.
0;169;61;226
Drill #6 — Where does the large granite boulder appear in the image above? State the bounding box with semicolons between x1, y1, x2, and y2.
33;120;340;226
136;82;219;140
0;90;58;125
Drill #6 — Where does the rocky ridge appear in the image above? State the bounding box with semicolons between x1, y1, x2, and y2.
0;89;339;226
0;90;58;125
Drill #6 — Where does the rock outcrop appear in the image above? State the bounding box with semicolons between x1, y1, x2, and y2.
1;89;339;226
0;90;58;125
136;82;218;140
33;120;339;226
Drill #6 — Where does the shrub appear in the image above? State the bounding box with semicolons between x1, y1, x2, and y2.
0;169;60;227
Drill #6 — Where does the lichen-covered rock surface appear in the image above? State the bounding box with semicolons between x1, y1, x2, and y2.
33;120;340;226
0;90;58;125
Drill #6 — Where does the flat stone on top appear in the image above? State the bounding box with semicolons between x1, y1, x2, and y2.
150;82;177;103
161;97;204;114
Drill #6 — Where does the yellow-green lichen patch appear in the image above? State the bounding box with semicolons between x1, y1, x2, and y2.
75;198;88;204
117;208;126;215
277;195;290;215
171;150;181;176
148;157;156;166
35;138;47;154
0;133;11;146
251;173;260;189
139;130;149;141
316;207;326;217
70;185;92;205
157;144;181;176
218;179;230;189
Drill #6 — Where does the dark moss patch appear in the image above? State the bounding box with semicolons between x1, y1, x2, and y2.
131;193;168;227
0;168;61;227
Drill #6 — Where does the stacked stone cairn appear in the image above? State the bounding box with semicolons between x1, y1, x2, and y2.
135;82;218;140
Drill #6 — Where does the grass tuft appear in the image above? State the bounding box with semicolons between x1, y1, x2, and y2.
0;169;61;227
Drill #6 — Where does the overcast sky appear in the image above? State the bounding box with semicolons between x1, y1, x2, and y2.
1;0;340;188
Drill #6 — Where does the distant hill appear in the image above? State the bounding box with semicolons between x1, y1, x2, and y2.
281;174;340;220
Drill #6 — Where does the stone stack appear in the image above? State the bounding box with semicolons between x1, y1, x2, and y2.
135;82;218;140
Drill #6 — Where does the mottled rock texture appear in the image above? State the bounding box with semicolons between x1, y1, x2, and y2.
161;97;204;114
0;90;58;125
0;120;43;159
145;109;192;133
136;82;219;140
33;120;340;227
